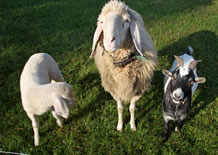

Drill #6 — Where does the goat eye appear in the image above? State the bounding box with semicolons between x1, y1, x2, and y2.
188;81;194;86
188;78;193;82
188;79;194;86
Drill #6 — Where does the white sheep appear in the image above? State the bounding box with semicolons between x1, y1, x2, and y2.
20;53;76;146
90;0;158;131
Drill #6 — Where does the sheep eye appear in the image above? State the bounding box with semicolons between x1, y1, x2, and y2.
123;20;130;28
100;19;104;24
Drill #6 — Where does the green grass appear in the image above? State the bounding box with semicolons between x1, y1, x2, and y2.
0;0;217;154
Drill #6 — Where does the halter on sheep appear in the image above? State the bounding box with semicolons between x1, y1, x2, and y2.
90;0;158;131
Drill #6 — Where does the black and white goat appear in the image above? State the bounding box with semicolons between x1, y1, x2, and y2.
162;46;206;141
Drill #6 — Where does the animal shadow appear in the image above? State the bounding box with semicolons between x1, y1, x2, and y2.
66;72;112;123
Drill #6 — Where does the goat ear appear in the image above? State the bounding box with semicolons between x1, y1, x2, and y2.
130;20;143;56
162;69;172;77
195;77;206;83
174;55;183;67
189;60;201;70
53;97;69;119
90;24;103;58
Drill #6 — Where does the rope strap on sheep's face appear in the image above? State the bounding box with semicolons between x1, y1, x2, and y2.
112;53;149;67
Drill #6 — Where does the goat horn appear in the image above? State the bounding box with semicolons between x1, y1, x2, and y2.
189;60;202;70
174;55;183;68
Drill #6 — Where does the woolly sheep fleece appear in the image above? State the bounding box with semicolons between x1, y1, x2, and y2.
93;0;158;102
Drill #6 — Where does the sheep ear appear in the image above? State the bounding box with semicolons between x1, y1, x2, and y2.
195;77;206;83
130;20;143;56
53;97;69;119
162;69;172;77
90;24;103;58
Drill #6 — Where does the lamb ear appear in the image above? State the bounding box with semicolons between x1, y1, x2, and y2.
130;20;143;56
53;97;69;119
90;24;103;58
195;77;206;83
63;97;76;108
162;69;172;77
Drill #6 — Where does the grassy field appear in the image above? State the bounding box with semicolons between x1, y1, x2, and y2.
0;0;217;154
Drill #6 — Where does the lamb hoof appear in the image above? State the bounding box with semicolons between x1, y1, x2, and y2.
57;120;63;128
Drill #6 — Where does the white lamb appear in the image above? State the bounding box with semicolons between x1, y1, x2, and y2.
90;0;158;131
20;53;76;146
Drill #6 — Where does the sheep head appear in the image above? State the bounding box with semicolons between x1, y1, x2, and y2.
90;0;144;57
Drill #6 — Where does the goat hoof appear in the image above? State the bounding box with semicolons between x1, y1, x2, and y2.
162;135;168;142
162;137;168;143
175;126;179;132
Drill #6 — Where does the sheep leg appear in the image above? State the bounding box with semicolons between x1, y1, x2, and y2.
27;113;39;146
52;111;63;128
129;99;136;131
116;100;123;131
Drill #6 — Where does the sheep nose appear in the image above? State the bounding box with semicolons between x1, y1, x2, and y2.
111;37;115;42
107;36;116;43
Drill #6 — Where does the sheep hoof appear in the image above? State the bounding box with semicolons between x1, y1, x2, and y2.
117;124;123;131
131;127;136;132
34;141;39;146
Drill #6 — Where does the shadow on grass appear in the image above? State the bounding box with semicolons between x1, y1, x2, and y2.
127;0;213;24
0;0;213;55
158;30;218;142
66;72;112;123
133;70;164;122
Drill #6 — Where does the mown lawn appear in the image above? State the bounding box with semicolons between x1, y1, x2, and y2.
0;0;217;154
